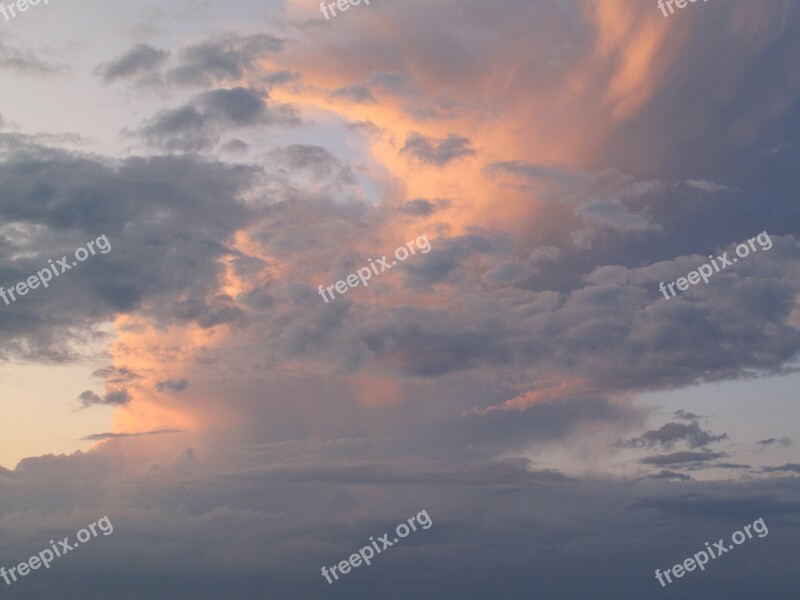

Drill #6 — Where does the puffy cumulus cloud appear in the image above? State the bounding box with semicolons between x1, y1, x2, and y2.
94;34;288;90
3;0;800;597
1;0;798;472
0;133;257;362
134;87;299;152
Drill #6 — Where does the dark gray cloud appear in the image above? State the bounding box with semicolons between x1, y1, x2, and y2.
81;429;182;441
574;199;656;232
641;470;693;482
269;144;343;180
400;132;476;166
0;134;257;360
673;410;704;421
135;87;298;151
329;72;418;105
632;492;800;520
456;397;636;453
397;198;450;216
2;2;800;598
486;161;588;186
618;421;728;450
330;83;376;103
1;432;799;600
92;366;142;384
155;378;189;393
166;34;283;87
640;450;728;467
78;389;131;408
758;437;792;447
96;44;169;83
762;463;800;473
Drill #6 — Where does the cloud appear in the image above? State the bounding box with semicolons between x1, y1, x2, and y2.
0;39;62;75
135;87;299;151
92;366;143;384
640;450;728;466
757;437;792;447
762;463;800;473
673;410;704;421
96;44;169;83
618;421;728;450
0;136;257;360
81;429;183;441
574;199;657;232
0;1;799;597
400;132;476;166
78;389;131;408
166;34;283;87
641;470;693;481
685;180;731;193
155;379;189;393
269;144;343;180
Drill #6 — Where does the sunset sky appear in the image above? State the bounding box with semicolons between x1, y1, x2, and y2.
1;0;800;598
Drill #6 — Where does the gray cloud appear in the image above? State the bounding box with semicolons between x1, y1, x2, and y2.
78;389;131;408
618;421;728;450
81;429;183;441
96;44;169;83
762;463;800;473
166;34;283;87
0;135;257;360
640;450;728;466
135;87;298;151
269;144;343;180
0;39;62;75
673;410;704;421
758;437;792;447
92;366;142;384
398;198;450;216
400;132;476;166
155;378;189;393
574;199;657;232
641;470;693;481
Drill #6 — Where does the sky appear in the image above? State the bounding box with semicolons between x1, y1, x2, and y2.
1;0;800;598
